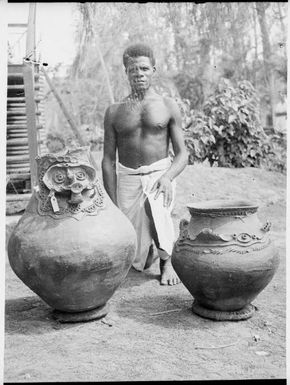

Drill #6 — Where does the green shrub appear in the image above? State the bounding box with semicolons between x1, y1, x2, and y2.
184;79;270;168
261;132;287;174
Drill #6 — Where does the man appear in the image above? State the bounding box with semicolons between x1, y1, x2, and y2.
102;43;188;285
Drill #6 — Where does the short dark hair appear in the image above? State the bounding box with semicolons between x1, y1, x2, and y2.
123;43;155;69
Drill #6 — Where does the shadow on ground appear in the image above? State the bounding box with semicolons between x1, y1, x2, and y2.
5;296;89;335
113;287;229;331
119;266;160;290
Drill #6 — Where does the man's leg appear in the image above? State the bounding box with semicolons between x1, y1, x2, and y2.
144;199;180;285
144;243;155;270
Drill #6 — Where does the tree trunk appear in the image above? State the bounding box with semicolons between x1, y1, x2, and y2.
166;3;184;72
86;4;115;105
252;4;258;87
217;140;226;167
277;3;287;57
255;2;276;129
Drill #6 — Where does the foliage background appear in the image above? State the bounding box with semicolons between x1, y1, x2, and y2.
43;2;287;171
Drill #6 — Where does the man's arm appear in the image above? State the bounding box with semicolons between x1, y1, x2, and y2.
151;97;188;207
102;106;118;205
163;97;188;181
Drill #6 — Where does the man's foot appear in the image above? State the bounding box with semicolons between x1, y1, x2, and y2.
160;258;181;286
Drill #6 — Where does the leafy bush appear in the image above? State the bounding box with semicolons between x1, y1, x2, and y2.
260;132;287;174
173;74;204;110
179;102;216;164
184;79;269;167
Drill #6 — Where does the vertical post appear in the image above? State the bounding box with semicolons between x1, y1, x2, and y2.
23;61;38;188
0;3;8;381
23;3;38;188
26;3;36;61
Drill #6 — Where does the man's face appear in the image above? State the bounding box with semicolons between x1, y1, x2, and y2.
126;56;155;92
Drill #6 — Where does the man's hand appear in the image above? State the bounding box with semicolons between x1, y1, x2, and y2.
150;175;173;207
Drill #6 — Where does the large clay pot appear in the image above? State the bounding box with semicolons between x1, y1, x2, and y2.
8;147;137;322
172;199;279;321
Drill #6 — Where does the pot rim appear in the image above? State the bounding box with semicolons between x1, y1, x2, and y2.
187;199;258;216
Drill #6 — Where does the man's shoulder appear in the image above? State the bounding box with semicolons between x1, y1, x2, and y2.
162;95;181;115
162;95;178;106
149;91;178;106
105;101;126;116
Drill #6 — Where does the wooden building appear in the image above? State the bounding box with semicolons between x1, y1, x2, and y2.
6;4;47;211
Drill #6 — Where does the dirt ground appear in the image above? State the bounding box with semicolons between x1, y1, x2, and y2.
4;164;286;382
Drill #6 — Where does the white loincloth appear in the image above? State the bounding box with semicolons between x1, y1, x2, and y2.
117;157;176;271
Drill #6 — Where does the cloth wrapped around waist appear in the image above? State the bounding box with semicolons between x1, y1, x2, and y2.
117;157;176;271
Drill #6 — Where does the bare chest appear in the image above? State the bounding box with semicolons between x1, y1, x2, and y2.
114;100;171;135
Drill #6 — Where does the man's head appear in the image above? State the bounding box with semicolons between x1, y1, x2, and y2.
123;44;156;69
123;43;156;93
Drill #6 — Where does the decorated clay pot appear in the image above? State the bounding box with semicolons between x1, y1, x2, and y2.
172;199;279;321
8;147;137;322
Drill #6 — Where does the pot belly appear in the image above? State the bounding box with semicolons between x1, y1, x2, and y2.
8;206;136;312
172;242;279;311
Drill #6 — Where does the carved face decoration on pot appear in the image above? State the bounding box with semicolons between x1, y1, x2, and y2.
43;164;95;204
36;147;104;220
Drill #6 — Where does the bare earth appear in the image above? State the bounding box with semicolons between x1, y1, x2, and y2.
4;164;286;381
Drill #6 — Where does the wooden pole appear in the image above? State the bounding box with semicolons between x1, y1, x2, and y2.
41;67;86;146
23;61;38;188
22;4;38;188
26;3;36;61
